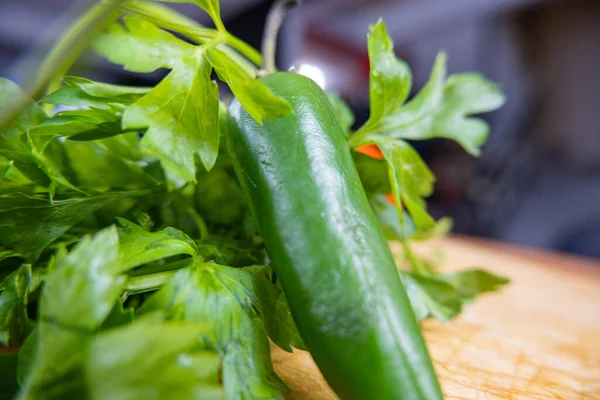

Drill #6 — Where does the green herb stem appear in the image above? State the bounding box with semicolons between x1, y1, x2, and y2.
402;239;429;275
120;1;262;67
0;0;126;132
348;123;379;148
224;32;263;66
38;0;125;93
261;0;300;74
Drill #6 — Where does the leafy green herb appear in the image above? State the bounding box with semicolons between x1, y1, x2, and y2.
403;269;509;322
378;138;436;230
126;52;220;187
350;21;505;155
62;134;158;191
370;194;416;241
207;48;293;124
138;263;292;399
0;266;33;346
195;167;246;225
353;152;390;196
342;20;509;327
84;316;222;400
18;227;125;398
117;217;197;270
32;78;149;143
360;21;412;131
443;269;510;302
0;78;77;195
93;14;290;188
94;16;221;187
41;76;149;109
99;300;134;331
16;227;223;400
93;16;196;73
0;156;36;195
402;271;463;322
350;20;504;232
0;193;121;261
29;110;124;142
263;284;307;352
156;0;226;32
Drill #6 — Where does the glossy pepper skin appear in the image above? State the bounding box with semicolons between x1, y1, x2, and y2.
227;72;443;400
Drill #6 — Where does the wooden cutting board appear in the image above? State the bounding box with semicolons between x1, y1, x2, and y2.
271;235;600;399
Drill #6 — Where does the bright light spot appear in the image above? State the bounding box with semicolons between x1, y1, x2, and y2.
177;354;192;367
297;64;326;89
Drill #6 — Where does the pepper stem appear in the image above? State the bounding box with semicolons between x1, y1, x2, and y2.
261;0;301;74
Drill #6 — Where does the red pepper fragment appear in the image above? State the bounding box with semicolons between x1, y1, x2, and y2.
355;144;383;159
356;145;395;205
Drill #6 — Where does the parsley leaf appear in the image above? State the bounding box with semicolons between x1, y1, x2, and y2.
92;16;290;187
0;78;77;194
239;265;306;352
85;317;223;400
428;73;506;156
41;76;149;110
93;16;196;73
402;272;463;322
0;193;122;261
370;194;416;241
351;21;505;156
195;166;246;226
117;217;198;271
39;227;124;332
139;263;289;399
0;265;33;346
378;138;436;230
17;227;222;399
19;227;125;397
29;109;127;142
207;48;293;124
0;156;36;195
34;77;150;142
351;20;504;233
93;17;221;185
353;152;390;197
58;76;150;98
363;21;412;127
264;287;306;353
402;269;509;322
155;0;226;32
99;300;134;331
124;53;219;188
62;133;158;191
442;269;510;302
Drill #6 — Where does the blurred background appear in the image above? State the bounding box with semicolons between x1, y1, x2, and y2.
1;0;599;258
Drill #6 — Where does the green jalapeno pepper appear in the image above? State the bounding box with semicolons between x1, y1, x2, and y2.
227;71;443;400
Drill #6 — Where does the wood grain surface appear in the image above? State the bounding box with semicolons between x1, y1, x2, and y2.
271;236;600;399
